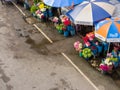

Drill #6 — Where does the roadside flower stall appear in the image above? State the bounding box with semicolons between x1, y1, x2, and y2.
73;17;120;74
53;15;75;37
95;17;120;73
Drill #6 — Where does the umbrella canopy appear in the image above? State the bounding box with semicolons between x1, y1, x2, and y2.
66;0;115;25
43;0;83;7
95;18;120;42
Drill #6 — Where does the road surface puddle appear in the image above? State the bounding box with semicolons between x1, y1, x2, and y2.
25;36;50;55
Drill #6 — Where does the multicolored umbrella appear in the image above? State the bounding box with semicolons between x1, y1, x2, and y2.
43;0;83;7
95;18;120;42
66;0;115;25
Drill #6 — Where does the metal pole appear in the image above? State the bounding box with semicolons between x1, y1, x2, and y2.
107;42;110;53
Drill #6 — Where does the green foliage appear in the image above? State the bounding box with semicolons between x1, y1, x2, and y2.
56;24;65;30
82;48;92;58
33;0;41;4
30;5;39;13
110;57;118;62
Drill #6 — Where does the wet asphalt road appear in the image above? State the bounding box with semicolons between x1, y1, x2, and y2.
0;1;120;90
0;2;96;90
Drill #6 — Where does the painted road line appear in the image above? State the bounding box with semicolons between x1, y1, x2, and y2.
33;24;53;43
61;52;99;90
11;2;26;16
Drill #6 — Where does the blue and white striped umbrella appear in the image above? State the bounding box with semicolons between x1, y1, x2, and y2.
66;0;115;25
43;0;83;7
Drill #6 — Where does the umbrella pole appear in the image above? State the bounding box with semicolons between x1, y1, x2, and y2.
57;8;61;16
107;42;110;53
